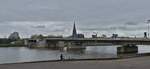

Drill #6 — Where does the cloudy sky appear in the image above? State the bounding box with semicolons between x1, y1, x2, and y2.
0;0;150;38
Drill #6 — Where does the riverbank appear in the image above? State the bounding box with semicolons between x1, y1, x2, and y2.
0;44;25;47
0;52;150;65
1;55;150;69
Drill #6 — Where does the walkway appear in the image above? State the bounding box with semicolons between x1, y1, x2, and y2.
0;56;150;69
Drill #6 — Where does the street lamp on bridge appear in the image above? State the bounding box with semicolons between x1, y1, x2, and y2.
147;20;150;38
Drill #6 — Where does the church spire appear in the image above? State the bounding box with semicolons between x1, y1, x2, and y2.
72;21;77;38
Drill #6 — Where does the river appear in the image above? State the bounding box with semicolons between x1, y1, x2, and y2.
0;45;150;64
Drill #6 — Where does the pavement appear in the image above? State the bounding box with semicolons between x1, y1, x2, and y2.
0;56;150;69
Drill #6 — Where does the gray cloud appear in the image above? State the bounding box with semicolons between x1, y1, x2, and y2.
0;0;150;37
31;25;46;29
124;22;139;25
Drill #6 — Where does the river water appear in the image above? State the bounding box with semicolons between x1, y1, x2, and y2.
0;45;150;64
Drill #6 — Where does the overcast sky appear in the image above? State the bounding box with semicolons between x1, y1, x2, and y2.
0;0;150;38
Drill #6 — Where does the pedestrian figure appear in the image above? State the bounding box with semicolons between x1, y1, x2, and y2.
60;54;64;61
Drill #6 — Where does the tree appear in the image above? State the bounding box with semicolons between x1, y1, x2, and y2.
31;34;44;39
8;32;20;40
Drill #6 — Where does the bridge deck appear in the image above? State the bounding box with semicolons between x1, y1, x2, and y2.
45;38;150;41
28;38;150;45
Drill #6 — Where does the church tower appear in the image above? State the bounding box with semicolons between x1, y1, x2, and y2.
72;21;77;38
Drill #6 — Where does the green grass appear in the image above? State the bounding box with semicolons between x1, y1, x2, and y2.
0;44;25;47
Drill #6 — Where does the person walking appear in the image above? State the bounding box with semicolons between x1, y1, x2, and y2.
60;54;64;61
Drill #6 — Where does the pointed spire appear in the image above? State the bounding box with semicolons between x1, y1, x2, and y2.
72;21;77;38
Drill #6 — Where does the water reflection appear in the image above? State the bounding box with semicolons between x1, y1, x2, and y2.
138;45;150;53
0;45;149;64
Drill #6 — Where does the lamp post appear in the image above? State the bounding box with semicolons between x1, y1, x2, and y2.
93;31;98;37
147;20;150;38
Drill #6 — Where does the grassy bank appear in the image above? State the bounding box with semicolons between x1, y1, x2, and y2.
0;44;25;47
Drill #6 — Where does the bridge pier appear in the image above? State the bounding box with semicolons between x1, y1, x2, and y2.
64;41;86;50
27;40;37;48
46;41;65;49
46;40;86;50
117;44;138;54
27;39;47;48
